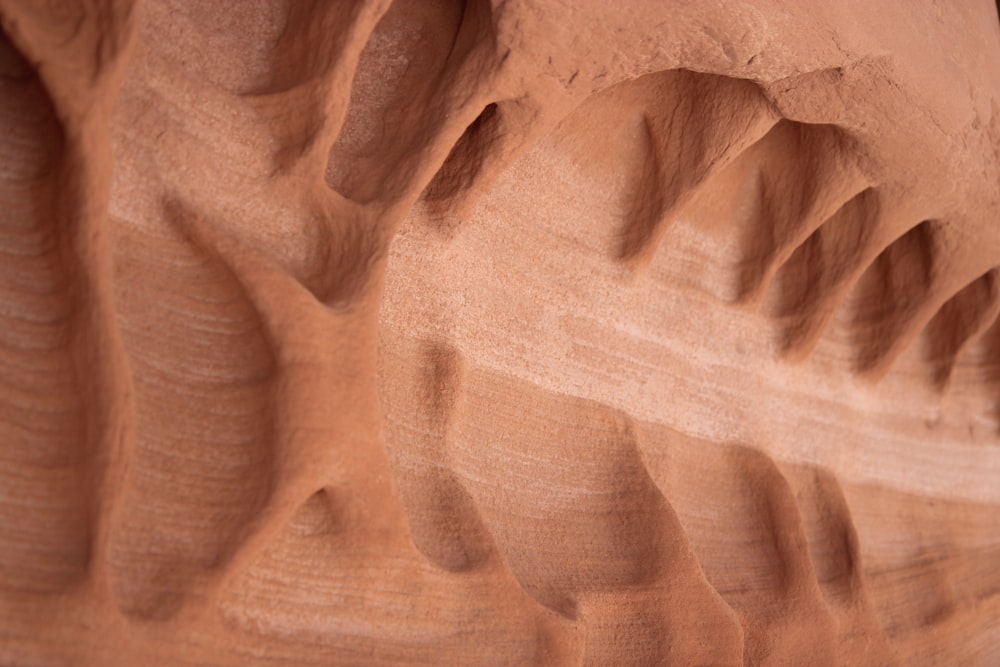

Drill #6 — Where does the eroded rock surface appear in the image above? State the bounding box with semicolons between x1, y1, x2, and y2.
1;1;999;665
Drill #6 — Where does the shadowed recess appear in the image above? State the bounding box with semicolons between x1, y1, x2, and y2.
249;0;384;177
850;220;939;374
637;429;839;665
217;475;574;665
842;482;1000;664
378;335;496;573
298;207;387;308
735;120;867;303
449;370;690;619
771;187;882;357
967;317;1000;433
107;213;276;619
923;269;1000;388
0;27;90;594
422;102;501;206
781;464;897;665
617;69;777;268
286;488;340;538
326;0;496;203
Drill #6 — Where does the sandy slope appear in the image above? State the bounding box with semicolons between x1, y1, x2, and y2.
0;0;999;664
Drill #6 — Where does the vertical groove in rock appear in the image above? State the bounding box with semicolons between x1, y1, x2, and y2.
772;187;883;357
850;220;941;374
0;0;139;606
924;269;1000;389
736;121;869;304
0;25;87;595
108;204;277;620
379;335;497;573
325;0;501;207
618;70;778;268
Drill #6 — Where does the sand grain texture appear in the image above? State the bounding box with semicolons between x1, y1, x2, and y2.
1;0;1000;665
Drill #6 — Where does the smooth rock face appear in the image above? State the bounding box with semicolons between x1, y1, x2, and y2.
0;0;999;664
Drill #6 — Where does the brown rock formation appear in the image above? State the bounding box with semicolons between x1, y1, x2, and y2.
1;0;999;664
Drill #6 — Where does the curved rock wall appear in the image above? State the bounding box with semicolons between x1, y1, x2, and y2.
0;1;999;664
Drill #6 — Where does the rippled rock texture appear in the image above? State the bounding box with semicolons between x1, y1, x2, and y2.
1;1;999;665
